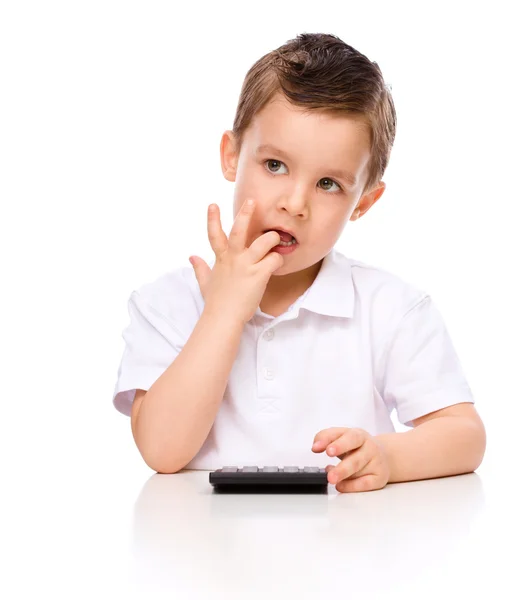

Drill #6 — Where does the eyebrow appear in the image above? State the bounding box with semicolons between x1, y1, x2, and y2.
254;143;358;187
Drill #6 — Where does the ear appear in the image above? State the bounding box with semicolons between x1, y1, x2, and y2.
220;130;240;182
350;181;386;220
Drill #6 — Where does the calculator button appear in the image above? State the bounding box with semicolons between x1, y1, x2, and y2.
262;466;279;472
303;467;320;473
283;466;299;473
241;466;259;472
221;467;238;472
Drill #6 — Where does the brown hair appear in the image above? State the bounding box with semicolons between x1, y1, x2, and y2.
232;33;396;195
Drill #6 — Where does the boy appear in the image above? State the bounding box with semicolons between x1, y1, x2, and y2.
112;33;486;493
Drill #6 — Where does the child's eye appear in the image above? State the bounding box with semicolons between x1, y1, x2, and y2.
263;159;343;194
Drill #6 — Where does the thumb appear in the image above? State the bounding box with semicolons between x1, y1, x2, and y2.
189;255;211;296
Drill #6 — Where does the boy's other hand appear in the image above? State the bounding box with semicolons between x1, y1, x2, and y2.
311;427;390;493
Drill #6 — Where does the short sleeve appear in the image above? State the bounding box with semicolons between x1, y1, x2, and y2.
112;290;188;417
381;295;475;427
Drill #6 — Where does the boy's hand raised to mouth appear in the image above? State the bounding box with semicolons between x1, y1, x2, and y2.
189;199;284;325
312;427;391;493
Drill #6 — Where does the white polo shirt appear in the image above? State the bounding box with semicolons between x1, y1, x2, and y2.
112;247;475;470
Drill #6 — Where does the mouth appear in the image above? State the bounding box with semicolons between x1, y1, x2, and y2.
262;228;299;245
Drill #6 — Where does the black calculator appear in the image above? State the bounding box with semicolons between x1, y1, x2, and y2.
209;466;328;493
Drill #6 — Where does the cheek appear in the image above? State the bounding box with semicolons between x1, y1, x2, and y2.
312;219;348;247
317;214;346;233
238;163;269;195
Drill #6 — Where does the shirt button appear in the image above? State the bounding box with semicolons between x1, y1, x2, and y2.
264;368;274;380
264;329;274;340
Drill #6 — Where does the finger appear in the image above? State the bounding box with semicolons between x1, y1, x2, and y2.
311;427;350;452
335;474;382;494
257;247;286;275
347;463;371;479
328;441;374;484
228;198;257;253
326;428;367;458
312;428;366;456
248;230;284;263
348;449;390;480
207;203;228;256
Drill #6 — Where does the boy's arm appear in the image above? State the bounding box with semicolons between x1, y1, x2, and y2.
132;308;244;474
375;402;486;483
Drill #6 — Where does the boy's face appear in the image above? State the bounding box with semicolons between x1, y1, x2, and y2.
220;92;385;276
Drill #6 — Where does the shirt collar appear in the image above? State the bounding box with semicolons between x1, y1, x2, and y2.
299;247;355;319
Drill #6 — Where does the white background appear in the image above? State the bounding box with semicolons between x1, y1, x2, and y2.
1;1;523;597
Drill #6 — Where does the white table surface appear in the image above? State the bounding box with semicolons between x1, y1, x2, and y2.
5;440;521;600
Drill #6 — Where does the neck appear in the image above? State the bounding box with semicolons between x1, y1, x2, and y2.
263;258;323;303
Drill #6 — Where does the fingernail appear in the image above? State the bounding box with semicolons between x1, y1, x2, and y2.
328;446;336;455
247;198;254;206
312;441;322;450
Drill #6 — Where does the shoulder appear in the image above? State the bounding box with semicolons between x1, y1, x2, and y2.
338;251;429;322
130;263;203;333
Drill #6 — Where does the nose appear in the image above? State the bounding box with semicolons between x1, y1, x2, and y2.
276;185;309;216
